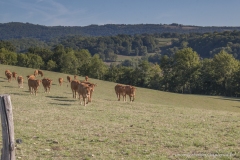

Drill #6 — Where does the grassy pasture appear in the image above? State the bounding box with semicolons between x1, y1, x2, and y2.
0;64;240;160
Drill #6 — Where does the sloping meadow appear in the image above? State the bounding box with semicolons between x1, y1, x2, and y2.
0;64;240;159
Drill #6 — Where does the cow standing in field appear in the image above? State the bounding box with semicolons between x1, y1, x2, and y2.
38;70;43;77
115;84;126;101
17;76;24;88
42;78;53;93
5;70;12;82
124;85;136;102
71;80;80;98
28;79;41;95
81;81;97;103
12;72;17;80
77;82;91;106
5;72;12;82
34;70;38;76
67;76;71;87
58;78;63;86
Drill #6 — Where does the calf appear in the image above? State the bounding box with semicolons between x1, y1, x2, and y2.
17;76;24;88
67;76;71;87
42;78;53;93
77;83;91;106
85;76;89;81
28;79;41;95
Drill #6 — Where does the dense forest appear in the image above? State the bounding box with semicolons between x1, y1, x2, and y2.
1;22;240;97
1;22;240;40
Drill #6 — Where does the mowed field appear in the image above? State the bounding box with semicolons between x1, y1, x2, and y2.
0;64;240;160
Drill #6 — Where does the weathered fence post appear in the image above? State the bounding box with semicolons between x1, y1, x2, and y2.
0;95;15;160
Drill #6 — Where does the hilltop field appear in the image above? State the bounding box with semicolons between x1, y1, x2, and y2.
0;64;240;160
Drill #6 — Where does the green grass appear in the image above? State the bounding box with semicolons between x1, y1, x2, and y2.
0;64;240;160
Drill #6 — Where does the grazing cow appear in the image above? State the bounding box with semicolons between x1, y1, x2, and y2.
28;79;41;95
17;76;24;88
77;83;91;106
81;81;97;102
42;78;53;93
71;80;80;98
5;72;12;82
38;70;43;77
34;70;38;76
115;84;126;101
124;85;136;102
85;76;89;81
58;78;63;86
12;72;17;80
27;75;35;80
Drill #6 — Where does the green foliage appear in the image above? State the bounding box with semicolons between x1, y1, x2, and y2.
0;48;17;65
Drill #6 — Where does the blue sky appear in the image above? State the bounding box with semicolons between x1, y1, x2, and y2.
0;0;240;27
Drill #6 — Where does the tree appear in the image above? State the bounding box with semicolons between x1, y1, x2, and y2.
172;48;201;93
88;54;107;80
212;50;239;96
0;48;17;65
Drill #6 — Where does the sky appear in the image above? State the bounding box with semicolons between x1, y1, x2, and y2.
0;0;240;27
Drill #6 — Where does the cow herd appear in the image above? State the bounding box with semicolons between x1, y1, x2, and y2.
4;69;137;106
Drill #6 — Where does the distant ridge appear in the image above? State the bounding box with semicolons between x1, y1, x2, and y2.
1;22;240;40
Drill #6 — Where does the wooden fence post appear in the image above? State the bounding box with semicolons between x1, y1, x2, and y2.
0;95;15;160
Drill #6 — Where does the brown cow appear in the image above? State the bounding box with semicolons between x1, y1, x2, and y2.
38;70;43;77
77;83;91;106
5;72;12;82
17;76;24;88
28;79;41;95
34;70;38;76
124;85;136;102
27;75;35;80
5;70;10;76
85;76;89;81
67;76;71;87
42;78;53;93
71;80;80;98
58;78;63;86
115;84;126;101
12;72;17;80
81;81;97;102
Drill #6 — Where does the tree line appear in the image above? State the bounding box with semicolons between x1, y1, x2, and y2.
2;22;240;40
1;40;240;97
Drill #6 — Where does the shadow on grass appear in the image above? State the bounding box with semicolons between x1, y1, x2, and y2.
49;103;72;106
53;98;76;102
0;80;5;82
46;96;68;99
210;96;240;102
11;92;28;96
3;86;15;88
233;106;240;108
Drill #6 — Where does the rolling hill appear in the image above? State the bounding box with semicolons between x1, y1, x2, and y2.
0;64;240;159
